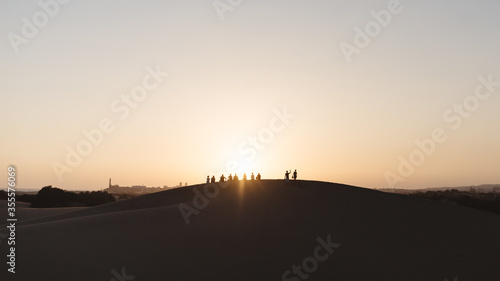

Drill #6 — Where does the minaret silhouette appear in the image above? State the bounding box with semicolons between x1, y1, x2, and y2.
109;178;111;188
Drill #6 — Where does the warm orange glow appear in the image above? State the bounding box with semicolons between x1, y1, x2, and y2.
1;1;499;191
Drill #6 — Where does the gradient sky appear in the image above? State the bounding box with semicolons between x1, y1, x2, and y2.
1;0;499;190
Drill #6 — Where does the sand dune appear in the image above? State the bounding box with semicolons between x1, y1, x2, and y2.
0;201;87;225
1;180;499;281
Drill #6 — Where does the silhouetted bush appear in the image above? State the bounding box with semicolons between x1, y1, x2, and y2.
18;194;36;203
0;190;35;202
0;190;7;200
31;186;115;208
79;191;115;206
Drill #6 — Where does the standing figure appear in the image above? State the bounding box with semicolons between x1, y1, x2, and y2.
234;174;239;181
243;173;247;180
285;170;290;182
211;176;216;183
206;175;210;184
256;173;261;180
293;169;297;181
251;173;255;180
228;174;233;181
220;174;226;182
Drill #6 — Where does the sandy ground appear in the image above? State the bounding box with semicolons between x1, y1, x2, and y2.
1;180;499;281
0;201;87;226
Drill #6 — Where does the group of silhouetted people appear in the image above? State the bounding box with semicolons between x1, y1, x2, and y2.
205;170;298;184
206;172;261;184
284;169;297;182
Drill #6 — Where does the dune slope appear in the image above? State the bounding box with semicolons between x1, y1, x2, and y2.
1;180;499;281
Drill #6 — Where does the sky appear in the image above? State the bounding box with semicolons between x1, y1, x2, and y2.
1;0;499;190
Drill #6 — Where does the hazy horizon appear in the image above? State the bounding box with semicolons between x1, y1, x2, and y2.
1;0;499;190
3;181;500;194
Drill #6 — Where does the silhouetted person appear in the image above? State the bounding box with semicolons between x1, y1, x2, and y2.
256;173;261;180
220;174;226;182
206;176;210;184
243;173;247;180
251;173;255;180
285;170;290;182
228;174;233;181
211;176;216;183
234;174;239;181
293;170;297;181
